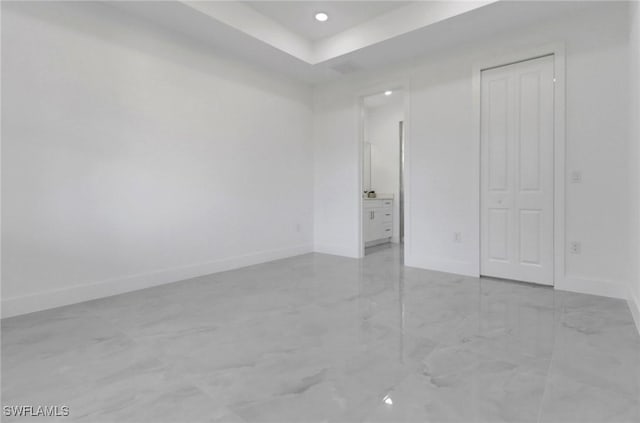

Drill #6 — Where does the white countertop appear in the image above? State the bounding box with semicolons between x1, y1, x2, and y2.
363;194;394;200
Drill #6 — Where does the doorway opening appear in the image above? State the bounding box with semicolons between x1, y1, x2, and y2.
361;89;406;257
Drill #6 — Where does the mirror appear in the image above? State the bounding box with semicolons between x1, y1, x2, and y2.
363;142;372;193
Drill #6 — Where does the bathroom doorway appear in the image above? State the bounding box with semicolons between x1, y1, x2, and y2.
361;88;406;257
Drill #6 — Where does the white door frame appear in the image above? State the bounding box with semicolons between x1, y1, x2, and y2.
472;43;566;286
356;80;411;259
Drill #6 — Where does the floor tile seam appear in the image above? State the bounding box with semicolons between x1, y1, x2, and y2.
536;304;565;423
534;350;556;423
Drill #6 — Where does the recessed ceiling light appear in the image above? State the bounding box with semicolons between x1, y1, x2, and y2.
315;12;328;22
384;90;393;96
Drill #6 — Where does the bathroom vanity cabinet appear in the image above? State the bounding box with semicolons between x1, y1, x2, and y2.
363;198;393;246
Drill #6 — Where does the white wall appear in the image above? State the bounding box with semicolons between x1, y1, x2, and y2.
365;98;404;243
3;1;636;319
313;2;630;298
628;0;640;330
1;2;313;317
313;87;362;257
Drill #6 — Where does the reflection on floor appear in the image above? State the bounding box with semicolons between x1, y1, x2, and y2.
3;245;639;422
365;242;398;257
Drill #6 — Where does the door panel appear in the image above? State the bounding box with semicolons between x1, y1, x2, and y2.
519;209;541;265
488;78;510;192
488;208;509;261
519;72;542;192
481;55;554;285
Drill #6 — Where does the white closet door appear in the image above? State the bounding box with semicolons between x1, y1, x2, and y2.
480;55;555;285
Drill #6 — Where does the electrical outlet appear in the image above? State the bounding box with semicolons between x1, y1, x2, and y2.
569;241;581;254
454;232;462;243
571;171;582;183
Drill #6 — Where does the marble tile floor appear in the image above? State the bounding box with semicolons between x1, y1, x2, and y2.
2;245;639;422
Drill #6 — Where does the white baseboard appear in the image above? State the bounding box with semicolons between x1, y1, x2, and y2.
627;284;640;336
1;244;313;319
313;243;360;259
404;254;478;277
555;276;627;299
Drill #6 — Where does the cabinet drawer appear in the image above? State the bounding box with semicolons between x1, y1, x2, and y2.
382;224;393;237
363;200;384;208
382;211;393;223
382;200;393;207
